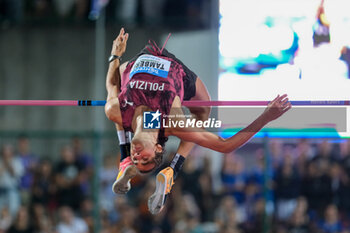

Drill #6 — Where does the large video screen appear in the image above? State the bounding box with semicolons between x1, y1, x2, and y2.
219;0;350;101
218;0;350;137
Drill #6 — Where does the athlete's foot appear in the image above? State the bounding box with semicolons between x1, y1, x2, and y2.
148;167;174;214
112;157;138;194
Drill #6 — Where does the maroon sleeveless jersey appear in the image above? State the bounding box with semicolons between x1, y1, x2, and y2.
118;46;188;132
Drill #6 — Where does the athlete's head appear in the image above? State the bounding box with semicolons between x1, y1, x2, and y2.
130;133;165;173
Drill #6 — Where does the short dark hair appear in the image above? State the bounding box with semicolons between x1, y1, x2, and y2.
154;149;164;168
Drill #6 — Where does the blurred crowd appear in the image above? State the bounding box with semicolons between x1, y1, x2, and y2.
0;0;212;29
2;137;350;233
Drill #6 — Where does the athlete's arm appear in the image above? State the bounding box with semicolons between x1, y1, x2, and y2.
104;28;132;168
106;28;129;101
171;95;291;153
105;28;129;125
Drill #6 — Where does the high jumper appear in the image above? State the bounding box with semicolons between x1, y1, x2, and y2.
104;28;291;214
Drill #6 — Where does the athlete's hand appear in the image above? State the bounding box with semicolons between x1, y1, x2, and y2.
111;28;129;57
262;94;292;123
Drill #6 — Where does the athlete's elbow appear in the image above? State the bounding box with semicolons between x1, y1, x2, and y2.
219;141;239;153
104;105;113;121
105;101;118;122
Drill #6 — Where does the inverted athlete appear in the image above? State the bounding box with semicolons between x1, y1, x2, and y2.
313;0;330;47
105;28;291;214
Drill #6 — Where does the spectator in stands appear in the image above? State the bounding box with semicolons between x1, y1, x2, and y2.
302;160;332;213
71;137;92;196
197;163;216;222
79;198;94;233
178;155;202;199
71;137;92;170
172;193;201;231
173;213;201;233
0;144;24;217
275;150;301;221
174;211;201;232
7;206;35;233
328;162;350;214
100;154;118;212
178;155;215;222
110;202;138;233
99;208;111;233
215;195;244;229
244;181;262;225
317;204;343;233
249;148;274;216
31;158;57;212
55;146;85;209
108;195;128;225
220;153;246;206
31;203;54;233
221;209;241;233
295;139;314;176
269;139;284;169
16;136;38;204
243;197;265;233
286;197;311;233
312;140;337;169
249;148;266;189
329;162;342;204
56;206;88;233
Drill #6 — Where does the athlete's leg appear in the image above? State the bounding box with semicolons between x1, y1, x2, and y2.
149;48;210;214
148;77;211;214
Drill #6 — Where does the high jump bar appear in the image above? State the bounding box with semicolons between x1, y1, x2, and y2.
0;100;350;106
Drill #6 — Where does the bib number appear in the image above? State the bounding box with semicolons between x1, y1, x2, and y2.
130;55;171;79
